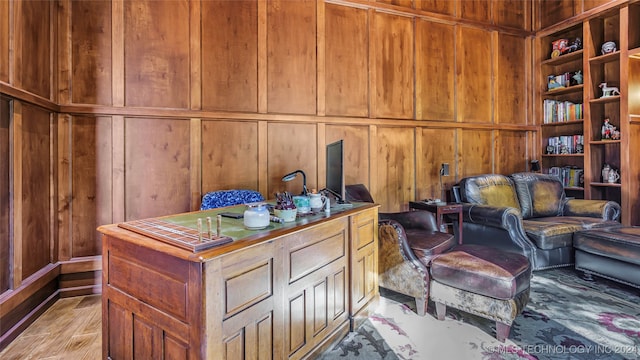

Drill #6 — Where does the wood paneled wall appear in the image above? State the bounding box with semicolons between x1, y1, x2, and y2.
57;0;535;217
1;0;545;349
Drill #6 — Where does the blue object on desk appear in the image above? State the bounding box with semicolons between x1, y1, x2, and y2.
200;190;265;210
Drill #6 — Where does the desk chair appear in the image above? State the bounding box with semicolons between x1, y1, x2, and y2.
200;189;264;210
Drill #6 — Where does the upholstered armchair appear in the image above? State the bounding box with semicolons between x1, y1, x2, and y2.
345;184;456;315
456;172;621;270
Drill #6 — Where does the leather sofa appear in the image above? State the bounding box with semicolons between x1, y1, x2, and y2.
455;172;621;270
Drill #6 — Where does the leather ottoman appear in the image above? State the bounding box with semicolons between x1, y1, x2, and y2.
574;226;640;288
429;244;531;342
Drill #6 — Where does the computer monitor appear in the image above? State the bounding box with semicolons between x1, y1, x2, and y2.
325;140;347;204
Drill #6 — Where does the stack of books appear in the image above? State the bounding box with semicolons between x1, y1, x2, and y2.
547;135;584;154
549;166;583;188
543;99;583;123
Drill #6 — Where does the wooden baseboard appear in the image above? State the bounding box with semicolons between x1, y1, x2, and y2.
0;288;59;351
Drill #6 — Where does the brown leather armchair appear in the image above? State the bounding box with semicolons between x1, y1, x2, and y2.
345;184;456;315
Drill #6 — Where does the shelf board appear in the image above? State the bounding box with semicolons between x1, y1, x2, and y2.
589;95;620;104
630;114;640;123
589;51;620;65
630;47;640;60
590;182;621;188
541;119;584;127
590;139;621;145
564;186;584;191
544;84;583;96
542;153;584;157
541;50;583;66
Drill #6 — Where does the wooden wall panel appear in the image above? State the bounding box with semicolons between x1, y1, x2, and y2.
537;0;575;30
582;0;614;12
373;12;414;119
324;4;369;118
460;0;491;23
495;0;529;30
460;129;493;178
457;27;492;123
374;127;414;212
267;123;317;197
495;130;528;175
202;0;258;113
21;105;51;279
201;120;259;194
417;0;455;16
14;1;51;99
375;0;413;9
124;0;190;108
0;1;8;83
0;98;9;292
71;1;112;106
125;118;191;220
325;125;370;189
416;128;456;201
71;117;109;258
267;0;317;115
497;33;527;125
416;20;455;121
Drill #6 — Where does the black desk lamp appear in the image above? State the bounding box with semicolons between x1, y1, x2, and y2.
531;160;541;173
439;163;449;202
282;170;308;196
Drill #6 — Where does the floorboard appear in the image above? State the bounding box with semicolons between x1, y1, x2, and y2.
0;295;101;360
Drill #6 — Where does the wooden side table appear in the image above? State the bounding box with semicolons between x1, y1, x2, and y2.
409;201;463;244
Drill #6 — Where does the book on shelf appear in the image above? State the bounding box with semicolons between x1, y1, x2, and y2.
549;166;583;188
543;100;583;124
547;135;584;154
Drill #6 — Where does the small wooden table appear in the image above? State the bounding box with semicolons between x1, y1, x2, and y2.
409;201;463;244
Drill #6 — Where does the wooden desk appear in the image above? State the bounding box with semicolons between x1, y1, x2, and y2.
99;203;379;360
409;201;463;244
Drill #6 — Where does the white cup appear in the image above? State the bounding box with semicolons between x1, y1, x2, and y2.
309;193;328;211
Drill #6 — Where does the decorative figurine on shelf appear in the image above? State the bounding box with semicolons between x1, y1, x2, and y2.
572;70;583;85
601;41;617;55
560;144;570;154
570;37;583;53
601;118;621;140
601;118;613;139
550;37;582;58
599;82;621;97
546;145;555;154
576;143;584;153
551;38;568;58
602;163;611;182
608;168;620;183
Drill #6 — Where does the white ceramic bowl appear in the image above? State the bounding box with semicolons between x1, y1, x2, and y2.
275;208;297;222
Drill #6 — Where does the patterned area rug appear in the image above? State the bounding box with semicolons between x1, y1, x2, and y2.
318;320;399;359
321;268;640;359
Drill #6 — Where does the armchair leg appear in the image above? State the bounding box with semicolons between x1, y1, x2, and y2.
435;302;446;320
496;322;511;342
415;297;427;316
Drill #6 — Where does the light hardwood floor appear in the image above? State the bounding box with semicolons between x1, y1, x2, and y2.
0;295;102;359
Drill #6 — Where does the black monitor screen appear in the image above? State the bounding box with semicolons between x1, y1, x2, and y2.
326;140;345;202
